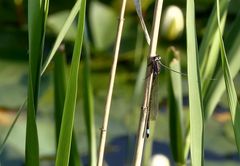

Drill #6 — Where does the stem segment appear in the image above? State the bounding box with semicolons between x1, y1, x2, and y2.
97;0;127;165
133;0;163;165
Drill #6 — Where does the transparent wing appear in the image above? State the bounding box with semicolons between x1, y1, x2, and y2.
149;75;159;120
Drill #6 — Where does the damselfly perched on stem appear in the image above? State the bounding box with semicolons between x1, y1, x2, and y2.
143;55;161;138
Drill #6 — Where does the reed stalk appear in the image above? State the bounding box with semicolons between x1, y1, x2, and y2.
133;0;163;165
97;0;127;165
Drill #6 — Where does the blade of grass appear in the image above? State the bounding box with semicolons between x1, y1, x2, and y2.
224;12;240;52
53;46;81;166
26;0;49;165
200;0;229;98
184;119;190;160
167;47;185;165
201;11;228;97
200;0;228;101
82;28;97;166
1;0;84;157
41;0;83;75
203;11;240;119
53;46;67;144
69;134;81;166
217;0;240;153
97;0;127;165
186;0;204;165
55;0;85;165
199;0;229;65
199;0;229;96
0;0;83;153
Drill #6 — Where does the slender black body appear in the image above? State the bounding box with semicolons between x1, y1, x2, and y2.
146;55;161;138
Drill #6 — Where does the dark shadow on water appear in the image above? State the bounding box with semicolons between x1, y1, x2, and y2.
82;135;240;166
1;135;239;166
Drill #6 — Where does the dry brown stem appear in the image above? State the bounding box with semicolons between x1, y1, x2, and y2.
133;0;163;165
97;0;127;165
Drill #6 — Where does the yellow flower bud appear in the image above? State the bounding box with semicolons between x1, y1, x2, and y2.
161;5;184;41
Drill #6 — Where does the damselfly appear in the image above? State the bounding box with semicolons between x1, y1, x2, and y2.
143;54;217;138
145;55;161;138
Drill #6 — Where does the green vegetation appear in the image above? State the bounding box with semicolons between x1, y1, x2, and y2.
0;0;240;166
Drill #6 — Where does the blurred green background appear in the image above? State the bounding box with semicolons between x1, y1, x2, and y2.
0;0;240;165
